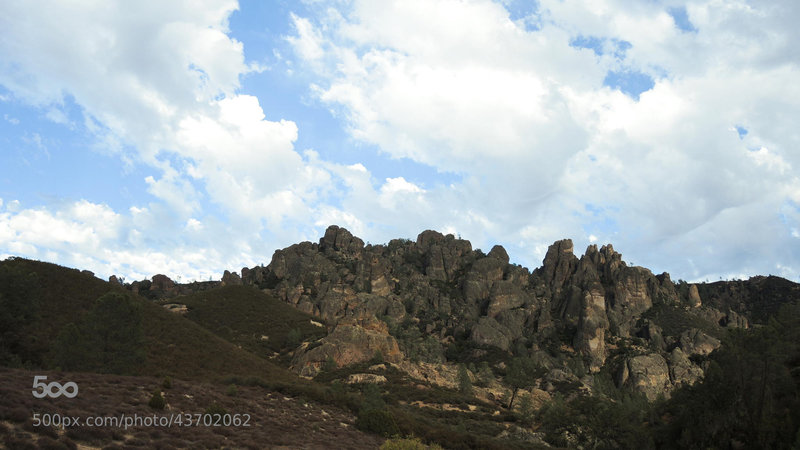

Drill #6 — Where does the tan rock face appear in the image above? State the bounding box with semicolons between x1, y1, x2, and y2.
573;285;609;371
345;373;387;384
688;284;702;307
619;354;671;401
395;361;463;390
291;319;402;377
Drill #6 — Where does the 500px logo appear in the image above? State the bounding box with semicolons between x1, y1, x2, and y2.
32;376;79;399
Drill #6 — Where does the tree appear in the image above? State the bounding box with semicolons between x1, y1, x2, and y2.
0;263;40;366
516;393;535;426
50;292;145;374
457;364;473;395
505;357;545;409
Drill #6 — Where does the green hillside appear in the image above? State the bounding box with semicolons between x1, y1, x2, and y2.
0;258;300;385
175;284;327;359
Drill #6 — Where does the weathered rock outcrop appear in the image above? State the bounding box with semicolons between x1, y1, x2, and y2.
679;328;721;356
668;348;703;387
224;225;796;400
291;317;402;377
617;354;671;401
221;270;242;286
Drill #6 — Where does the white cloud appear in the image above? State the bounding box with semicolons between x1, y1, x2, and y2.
0;0;798;284
287;0;800;280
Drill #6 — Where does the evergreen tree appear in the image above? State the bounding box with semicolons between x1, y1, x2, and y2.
505;356;545;409
457;363;473;395
0;263;40;366
50;292;145;374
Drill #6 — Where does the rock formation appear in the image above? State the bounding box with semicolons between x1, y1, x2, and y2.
213;225;795;400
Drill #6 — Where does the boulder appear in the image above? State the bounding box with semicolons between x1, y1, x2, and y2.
291;318;402;377
346;374;387;384
679;328;721;356
471;316;514;351
617;354;671;401
151;274;175;292
668;348;703;387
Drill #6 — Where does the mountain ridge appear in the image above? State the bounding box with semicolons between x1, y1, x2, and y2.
113;225;798;401
3;225;800;448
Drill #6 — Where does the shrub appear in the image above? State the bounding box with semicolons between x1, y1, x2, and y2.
323;356;337;373
380;437;443;449
356;408;400;437
204;402;228;419
148;390;166;410
162;376;172;389
285;328;302;348
226;384;238;397
515;393;535;426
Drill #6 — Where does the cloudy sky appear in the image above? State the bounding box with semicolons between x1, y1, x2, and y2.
1;0;798;283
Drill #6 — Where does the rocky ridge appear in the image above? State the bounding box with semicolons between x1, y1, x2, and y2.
121;225;799;400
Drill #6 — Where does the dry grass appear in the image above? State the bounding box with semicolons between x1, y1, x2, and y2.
0;367;384;449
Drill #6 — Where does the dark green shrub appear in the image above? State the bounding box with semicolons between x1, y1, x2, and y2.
457;364;473;395
148;390;165;410
162;376;172;389
205;402;228;415
285;328;302;348
356;408;400;437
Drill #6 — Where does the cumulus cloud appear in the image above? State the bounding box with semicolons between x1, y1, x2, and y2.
0;1;337;279
288;0;800;280
0;0;798;284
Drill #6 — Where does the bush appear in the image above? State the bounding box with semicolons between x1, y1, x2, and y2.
285;328;302;349
380;437;443;449
162;376;172;389
515;393;535;426
148;390;166;410
204;402;228;418
356;408;400;437
323;356;337;373
226;384;238;397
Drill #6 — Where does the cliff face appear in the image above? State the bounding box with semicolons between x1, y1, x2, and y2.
222;225;792;398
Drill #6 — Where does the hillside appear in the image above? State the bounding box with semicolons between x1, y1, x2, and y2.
3;226;800;448
0;257;300;384
174;284;328;362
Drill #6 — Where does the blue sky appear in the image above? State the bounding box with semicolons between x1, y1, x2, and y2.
1;0;798;283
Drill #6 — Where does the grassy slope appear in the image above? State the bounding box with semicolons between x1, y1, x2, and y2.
0;258;299;384
176;284;327;358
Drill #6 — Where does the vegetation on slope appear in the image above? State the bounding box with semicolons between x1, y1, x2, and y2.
176;284;327;359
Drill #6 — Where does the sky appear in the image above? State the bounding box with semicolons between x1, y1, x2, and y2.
0;0;798;283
